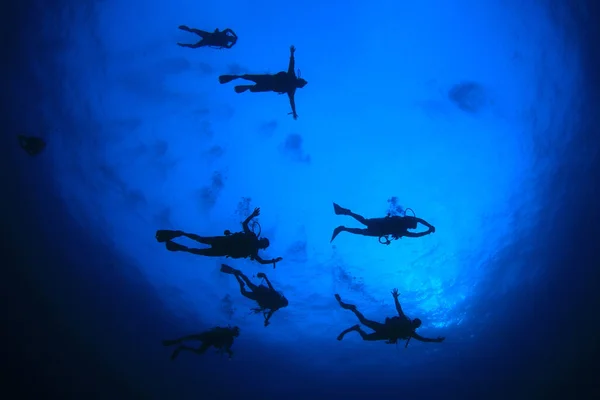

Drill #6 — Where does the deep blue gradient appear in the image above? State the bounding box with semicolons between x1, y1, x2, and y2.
2;0;599;399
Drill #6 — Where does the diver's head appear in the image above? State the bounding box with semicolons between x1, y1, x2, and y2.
411;318;422;329
231;326;241;337
297;78;308;88
258;237;270;249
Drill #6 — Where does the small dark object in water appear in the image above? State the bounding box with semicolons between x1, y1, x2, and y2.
18;134;46;156
448;81;486;113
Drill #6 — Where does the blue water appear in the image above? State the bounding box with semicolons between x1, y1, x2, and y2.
3;0;599;398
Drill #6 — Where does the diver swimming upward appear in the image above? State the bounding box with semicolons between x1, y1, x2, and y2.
163;326;240;360
335;289;445;347
220;264;288;326
156;207;283;268
330;202;435;244
218;45;307;119
177;26;238;49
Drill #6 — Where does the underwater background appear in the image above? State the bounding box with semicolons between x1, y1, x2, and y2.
2;0;599;399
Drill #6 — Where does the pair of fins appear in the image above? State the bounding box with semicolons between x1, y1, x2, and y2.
218;75;252;93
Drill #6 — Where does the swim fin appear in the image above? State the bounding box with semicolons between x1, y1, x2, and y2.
156;229;183;242
166;241;186;252
234;85;252;93
219;74;239;84
330;226;345;242
333;203;351;215
220;264;238;274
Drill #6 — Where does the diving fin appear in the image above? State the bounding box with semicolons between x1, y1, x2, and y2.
156;229;183;243
333;203;351;215
330;226;345;242
220;264;238;274
234;85;252;93
219;74;239;84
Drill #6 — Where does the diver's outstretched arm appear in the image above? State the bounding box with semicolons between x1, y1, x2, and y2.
392;289;406;317
411;333;445;343
242;207;260;233
403;230;430;238
287;45;296;75
259;274;275;290
255;255;283;268
287;93;298;120
415;217;435;231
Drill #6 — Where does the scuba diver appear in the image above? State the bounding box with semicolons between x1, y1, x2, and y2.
177;25;238;49
330;202;435;244
335;290;445;347
220;264;288;327
156;207;283;268
218;45;307;120
162;326;240;360
18;134;46;156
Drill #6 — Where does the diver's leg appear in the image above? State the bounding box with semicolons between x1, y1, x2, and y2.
171;343;210;360
333;203;368;225
180;233;219;245
235;271;259;291
335;294;384;331
163;333;203;346
337;324;360;341
177;40;206;48
165;241;225;257
354;328;386;342
331;226;371;241
239;74;266;84
233;275;259;300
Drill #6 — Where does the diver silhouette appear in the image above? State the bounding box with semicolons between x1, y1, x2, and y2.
156;207;283;268
163;326;240;360
18;134;46;156
218;45;307;119
330;202;435;244
220;264;288;327
177;26;238;49
335;290;445;347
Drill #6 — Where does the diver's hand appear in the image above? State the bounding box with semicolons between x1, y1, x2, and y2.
256;272;266;278
293;112;298;120
391;288;400;299
264;320;270;327
429;225;436;234
272;257;283;268
252;207;260;217
290;45;296;54
435;336;445;342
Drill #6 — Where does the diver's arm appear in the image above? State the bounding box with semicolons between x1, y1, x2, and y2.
242;208;259;233
262;275;275;290
394;297;406;318
415;217;435;231
254;255;283;268
411;332;445;343
242;215;255;233
403;230;430;238
287;45;296;75
287;92;298;120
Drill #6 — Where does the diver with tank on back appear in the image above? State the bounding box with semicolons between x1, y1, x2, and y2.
330;202;436;244
156;207;283;268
